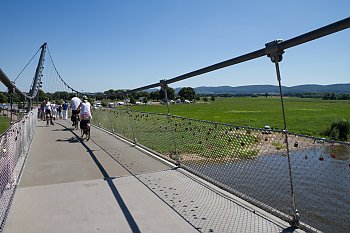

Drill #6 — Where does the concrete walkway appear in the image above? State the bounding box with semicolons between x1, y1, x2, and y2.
3;119;303;233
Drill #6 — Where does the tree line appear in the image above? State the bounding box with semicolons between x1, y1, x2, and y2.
1;88;348;108
0;87;208;107
321;92;350;100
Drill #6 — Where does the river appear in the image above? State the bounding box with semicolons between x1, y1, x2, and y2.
186;146;350;233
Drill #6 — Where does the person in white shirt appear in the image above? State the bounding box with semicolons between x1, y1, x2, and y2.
71;95;81;126
44;98;54;126
78;96;92;120
51;101;58;120
78;96;92;131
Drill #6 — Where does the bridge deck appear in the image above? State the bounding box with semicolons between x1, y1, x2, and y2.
4;119;302;233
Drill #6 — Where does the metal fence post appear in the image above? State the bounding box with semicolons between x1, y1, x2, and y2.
8;87;15;124
160;80;180;166
265;40;300;227
124;93;137;143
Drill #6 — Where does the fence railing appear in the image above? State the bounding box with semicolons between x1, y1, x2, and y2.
93;109;349;233
91;17;350;233
0;109;38;231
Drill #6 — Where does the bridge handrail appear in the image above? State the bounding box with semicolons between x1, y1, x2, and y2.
0;69;27;99
127;17;350;94
0;108;38;231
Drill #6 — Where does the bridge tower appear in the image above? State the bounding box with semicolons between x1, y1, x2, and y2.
28;42;47;109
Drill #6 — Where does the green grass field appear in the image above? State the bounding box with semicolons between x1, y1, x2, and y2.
93;109;263;159
0;116;10;135
132;97;350;137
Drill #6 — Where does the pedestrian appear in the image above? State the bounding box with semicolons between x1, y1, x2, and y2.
44;98;54;126
40;100;46;120
58;103;62;119
51;101;58;120
62;101;69;120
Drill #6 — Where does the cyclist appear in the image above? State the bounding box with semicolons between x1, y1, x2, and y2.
78;96;92;137
71;95;81;126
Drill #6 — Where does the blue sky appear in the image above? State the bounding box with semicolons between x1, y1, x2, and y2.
0;1;349;93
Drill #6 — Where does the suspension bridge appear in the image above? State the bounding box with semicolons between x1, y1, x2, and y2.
0;17;349;233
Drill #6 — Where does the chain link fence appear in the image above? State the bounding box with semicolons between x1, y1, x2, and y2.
93;108;350;233
0;109;38;231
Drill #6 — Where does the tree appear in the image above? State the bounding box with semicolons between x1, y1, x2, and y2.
129;96;136;104
101;99;108;107
132;91;150;100
104;89;116;100
0;92;8;103
210;96;215;101
323;92;337;100
324;119;350;141
159;87;175;101
6;92;20;103
150;91;160;101
38;89;46;101
178;87;196;101
338;94;350;100
203;97;208;102
143;97;148;104
195;96;200;101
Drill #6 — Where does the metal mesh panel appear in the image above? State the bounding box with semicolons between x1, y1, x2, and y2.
288;135;350;233
0;109;38;231
93;109;177;160
92;108;350;232
93;108;134;141
129;112;176;157
167;116;293;219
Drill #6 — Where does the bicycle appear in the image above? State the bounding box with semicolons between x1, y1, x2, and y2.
80;117;91;141
71;112;79;130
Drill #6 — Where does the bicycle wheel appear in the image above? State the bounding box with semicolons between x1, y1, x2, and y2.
86;127;90;141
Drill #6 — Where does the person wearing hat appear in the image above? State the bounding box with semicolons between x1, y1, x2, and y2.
78;95;92;131
78;96;92;120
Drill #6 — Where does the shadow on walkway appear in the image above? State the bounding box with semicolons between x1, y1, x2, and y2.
58;122;141;233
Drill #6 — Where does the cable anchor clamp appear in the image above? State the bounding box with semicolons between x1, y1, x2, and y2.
160;79;168;90
265;39;284;63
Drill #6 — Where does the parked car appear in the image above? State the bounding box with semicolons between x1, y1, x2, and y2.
93;101;102;109
315;138;326;144
108;102;116;108
262;125;272;134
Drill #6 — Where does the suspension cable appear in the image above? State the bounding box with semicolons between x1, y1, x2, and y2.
14;47;41;82
47;46;82;95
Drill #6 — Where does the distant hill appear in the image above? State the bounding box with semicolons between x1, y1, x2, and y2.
175;84;350;95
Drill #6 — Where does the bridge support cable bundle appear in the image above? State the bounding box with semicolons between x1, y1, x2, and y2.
0;109;38;232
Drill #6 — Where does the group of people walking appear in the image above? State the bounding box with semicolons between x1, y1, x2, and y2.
39;95;92;127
